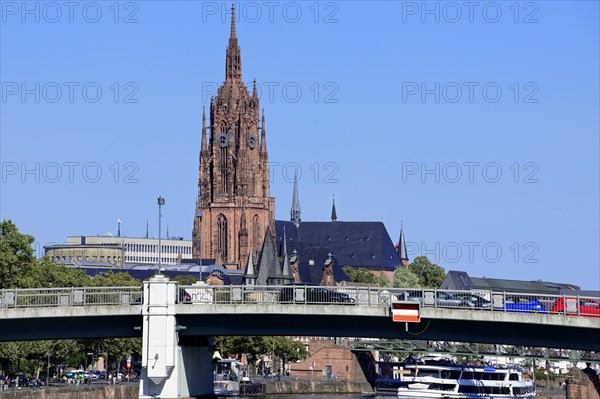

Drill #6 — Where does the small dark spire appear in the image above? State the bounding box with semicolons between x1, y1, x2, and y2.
252;79;257;97
331;195;337;221
398;221;409;265
290;172;301;227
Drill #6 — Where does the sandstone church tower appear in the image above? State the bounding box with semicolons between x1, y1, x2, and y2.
192;6;275;269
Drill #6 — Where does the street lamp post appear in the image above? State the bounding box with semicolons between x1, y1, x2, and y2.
157;196;165;275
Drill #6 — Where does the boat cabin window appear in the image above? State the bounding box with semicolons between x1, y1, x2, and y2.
416;369;439;378
509;373;519;380
441;370;461;379
459;386;510;395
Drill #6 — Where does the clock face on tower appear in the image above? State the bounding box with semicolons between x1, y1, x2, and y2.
216;133;228;148
248;134;257;149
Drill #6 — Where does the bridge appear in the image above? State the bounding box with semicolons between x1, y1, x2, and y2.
1;276;599;398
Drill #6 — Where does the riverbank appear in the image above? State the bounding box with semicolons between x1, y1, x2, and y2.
263;380;373;395
0;380;372;399
536;387;566;398
0;382;571;398
0;385;138;399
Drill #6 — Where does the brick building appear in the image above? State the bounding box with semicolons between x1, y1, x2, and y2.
193;7;406;284
192;5;274;271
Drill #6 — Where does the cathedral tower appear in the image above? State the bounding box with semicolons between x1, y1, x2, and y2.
192;6;275;269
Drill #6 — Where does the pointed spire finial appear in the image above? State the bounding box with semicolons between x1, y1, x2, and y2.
252;79;257;97
291;171;301;227
398;222;409;266
225;3;241;80
230;3;237;39
331;195;337;221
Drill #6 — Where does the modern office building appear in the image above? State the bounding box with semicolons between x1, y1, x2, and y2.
61;235;193;266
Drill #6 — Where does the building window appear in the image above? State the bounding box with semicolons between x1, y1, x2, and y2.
252;215;260;253
217;214;228;261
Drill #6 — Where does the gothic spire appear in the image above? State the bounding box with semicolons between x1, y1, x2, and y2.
243;248;256;286
290;172;301;227
331;195;337;221
398;221;409;266
225;4;242;80
229;3;237;40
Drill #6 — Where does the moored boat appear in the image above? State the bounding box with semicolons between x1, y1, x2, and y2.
375;358;535;399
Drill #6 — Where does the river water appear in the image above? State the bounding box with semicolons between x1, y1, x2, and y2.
239;392;563;399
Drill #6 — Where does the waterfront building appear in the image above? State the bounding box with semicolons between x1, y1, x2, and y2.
45;235;193;266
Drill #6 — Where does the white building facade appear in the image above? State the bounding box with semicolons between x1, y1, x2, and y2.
66;236;193;266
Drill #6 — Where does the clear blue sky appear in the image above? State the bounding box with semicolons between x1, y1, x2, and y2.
1;1;598;290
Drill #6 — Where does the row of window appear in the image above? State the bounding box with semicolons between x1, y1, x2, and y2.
124;244;192;255
124;256;179;264
49;255;122;262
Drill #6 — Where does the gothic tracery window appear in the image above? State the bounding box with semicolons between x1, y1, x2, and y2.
252;214;260;254
217;214;228;261
220;124;228;194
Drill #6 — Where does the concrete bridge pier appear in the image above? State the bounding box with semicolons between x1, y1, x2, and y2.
139;275;213;398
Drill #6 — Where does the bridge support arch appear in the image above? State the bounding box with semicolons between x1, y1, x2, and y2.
139;275;213;398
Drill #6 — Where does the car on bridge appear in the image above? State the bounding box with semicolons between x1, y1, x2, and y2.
178;288;192;303
552;297;600;317
279;285;355;304
397;290;490;309
496;296;547;313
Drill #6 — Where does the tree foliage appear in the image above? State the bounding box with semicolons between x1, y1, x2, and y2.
408;256;446;288
393;267;420;288
0;220;37;289
0;220;143;376
172;274;198;285
342;266;377;284
92;270;141;287
213;336;307;372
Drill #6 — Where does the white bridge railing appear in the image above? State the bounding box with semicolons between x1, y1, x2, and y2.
177;285;600;318
0;286;142;308
1;284;599;319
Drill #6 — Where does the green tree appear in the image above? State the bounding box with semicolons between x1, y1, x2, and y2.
271;336;308;372
408;256;446;288
375;271;391;287
92;270;141;287
0;221;143;377
0;220;37;289
393;267;420;288
342;266;376;285
172;274;198;285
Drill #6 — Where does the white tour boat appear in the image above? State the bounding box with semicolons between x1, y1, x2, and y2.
375;358;535;399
